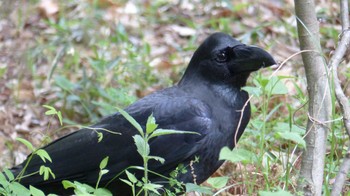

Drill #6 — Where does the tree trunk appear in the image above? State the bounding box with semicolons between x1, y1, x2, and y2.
294;0;332;195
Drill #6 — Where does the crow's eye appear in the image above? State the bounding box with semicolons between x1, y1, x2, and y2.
215;51;228;63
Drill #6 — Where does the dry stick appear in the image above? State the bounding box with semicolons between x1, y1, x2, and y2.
331;147;350;196
340;0;350;29
330;0;350;195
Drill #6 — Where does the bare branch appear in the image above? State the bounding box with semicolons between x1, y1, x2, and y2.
340;0;349;30
330;29;350;137
331;148;350;196
330;0;350;195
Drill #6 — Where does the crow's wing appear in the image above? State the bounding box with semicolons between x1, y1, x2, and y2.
12;87;213;187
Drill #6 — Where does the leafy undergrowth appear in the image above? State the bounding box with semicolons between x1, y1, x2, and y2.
0;0;349;195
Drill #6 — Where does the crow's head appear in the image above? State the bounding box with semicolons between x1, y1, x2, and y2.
179;32;276;86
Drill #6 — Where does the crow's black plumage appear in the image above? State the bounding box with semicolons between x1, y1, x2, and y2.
8;33;276;195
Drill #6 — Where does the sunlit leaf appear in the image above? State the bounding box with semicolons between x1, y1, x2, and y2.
275;131;306;148
36;149;52;163
206;176;229;189
133;135;149;157
99;156;109;169
16;138;35;152
219;147;256;163
116;107;143;136
30;185;45;196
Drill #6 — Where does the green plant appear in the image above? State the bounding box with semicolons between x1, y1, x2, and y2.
61;157;112;196
115;108;199;196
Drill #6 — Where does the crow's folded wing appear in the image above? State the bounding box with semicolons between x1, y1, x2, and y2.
12;88;213;187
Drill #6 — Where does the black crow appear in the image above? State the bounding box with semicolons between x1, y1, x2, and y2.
8;32;276;195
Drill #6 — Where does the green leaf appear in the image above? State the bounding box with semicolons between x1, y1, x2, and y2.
149;129;200;139
142;183;163;194
73;181;94;194
54;75;75;92
49;46;67;81
206;176;229;189
3;168;14;181
125;170;138;183
94;188;112;196
274;122;306;134
265;76;288;95
16;138;35;152
120;178;133;187
11;182;30;196
43;105;57;115
146;114;158;134
259;189;293;196
62;180;76;189
99;156;109;170
97;132;103;143
57;111;63;126
219;147;256;163
185;183;212;194
0;171;6;182
29;185;45;196
36;149;52;163
133;135;150;157
100;169;109;176
148;156;165;164
242;86;262;97
116;107;143;136
39;166;55;180
275;131;306;148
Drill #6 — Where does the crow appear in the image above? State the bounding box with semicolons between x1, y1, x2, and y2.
7;32;276;195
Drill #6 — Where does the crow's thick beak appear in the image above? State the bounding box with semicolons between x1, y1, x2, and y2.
229;45;276;73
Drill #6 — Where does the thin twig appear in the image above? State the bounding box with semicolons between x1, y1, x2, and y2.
331;147;350;196
330;0;350;195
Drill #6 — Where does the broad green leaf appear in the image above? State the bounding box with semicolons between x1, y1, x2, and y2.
133;135;150;157
185;183;212;194
30;185;45;196
116;107;143;136
206;176;229;189
149;129;199;139
242;86;262;97
16;138;35;152
259;189;293;196
219;147;256;163
36;149;52;163
0;172;6;182
265;76;288;95
275;131;306;148
99;156;109;169
146;114;158;134
11;182;30;196
125;170;138;183
274;122;306;134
